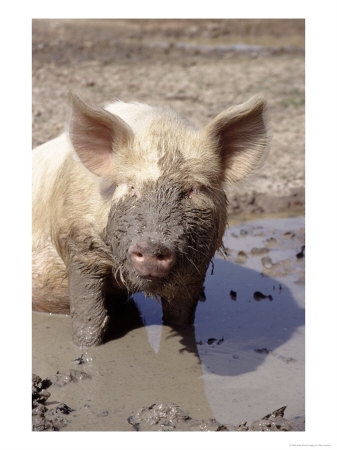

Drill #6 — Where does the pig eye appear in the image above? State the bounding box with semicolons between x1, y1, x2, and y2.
187;187;196;198
129;185;140;198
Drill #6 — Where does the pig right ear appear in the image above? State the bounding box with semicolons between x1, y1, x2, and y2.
203;95;269;184
68;94;134;177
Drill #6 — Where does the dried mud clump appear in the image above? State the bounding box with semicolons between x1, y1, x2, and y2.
128;402;304;431
32;373;74;431
128;402;228;431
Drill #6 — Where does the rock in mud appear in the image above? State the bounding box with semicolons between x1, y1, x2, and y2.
235;250;247;265
261;256;273;268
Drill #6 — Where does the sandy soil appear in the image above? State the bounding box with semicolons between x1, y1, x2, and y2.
32;19;305;216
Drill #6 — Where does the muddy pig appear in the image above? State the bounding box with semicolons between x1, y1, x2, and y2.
32;94;269;347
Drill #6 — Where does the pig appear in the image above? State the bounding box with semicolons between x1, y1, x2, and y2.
32;94;269;347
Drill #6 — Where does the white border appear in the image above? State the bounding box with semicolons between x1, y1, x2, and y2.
1;1;337;449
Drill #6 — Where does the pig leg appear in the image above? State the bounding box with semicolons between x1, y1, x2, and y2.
161;283;204;326
62;228;115;347
68;265;109;347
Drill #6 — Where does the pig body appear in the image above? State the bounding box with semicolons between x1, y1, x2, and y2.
32;95;269;346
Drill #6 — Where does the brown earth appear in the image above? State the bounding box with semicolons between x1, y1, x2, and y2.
32;215;305;431
32;19;305;217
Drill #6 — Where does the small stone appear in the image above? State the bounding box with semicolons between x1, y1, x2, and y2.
251;247;269;255
261;256;273;268
235;250;247;264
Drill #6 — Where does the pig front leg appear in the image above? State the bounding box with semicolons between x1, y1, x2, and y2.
60;225;117;347
63;229;114;347
161;282;204;326
68;264;109;347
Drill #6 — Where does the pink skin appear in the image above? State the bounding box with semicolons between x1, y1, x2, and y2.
128;241;176;280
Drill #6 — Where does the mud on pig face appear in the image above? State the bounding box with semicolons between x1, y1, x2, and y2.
104;173;225;294
69;94;269;294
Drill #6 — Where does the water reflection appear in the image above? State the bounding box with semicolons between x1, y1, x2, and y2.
196;258;304;376
130;256;304;377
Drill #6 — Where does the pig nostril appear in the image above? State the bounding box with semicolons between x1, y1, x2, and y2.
129;241;176;279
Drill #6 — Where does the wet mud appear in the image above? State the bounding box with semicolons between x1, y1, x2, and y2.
32;216;305;431
128;402;304;431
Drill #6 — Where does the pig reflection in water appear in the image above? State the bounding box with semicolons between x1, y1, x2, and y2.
32;94;269;347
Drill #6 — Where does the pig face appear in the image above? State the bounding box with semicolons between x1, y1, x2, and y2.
68;94;269;298
104;175;224;296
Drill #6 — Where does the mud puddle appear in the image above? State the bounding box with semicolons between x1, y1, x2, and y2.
32;216;305;431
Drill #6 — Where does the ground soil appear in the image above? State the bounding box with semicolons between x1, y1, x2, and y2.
32;19;305;217
32;216;305;432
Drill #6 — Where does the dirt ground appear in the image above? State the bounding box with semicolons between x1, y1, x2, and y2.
32;216;305;432
32;19;305;217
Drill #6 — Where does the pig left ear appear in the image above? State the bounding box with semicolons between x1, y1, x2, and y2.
203;95;269;184
68;93;134;177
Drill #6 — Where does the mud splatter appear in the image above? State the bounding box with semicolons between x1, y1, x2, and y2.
254;291;273;301
127;402;304;431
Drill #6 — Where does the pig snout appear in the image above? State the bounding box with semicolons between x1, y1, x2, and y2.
128;240;176;279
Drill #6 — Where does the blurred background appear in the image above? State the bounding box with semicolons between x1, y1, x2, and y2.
32;19;305;217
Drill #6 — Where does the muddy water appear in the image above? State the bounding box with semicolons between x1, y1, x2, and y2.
32;216;305;431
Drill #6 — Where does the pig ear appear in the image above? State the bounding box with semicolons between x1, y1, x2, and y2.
204;95;269;184
68;93;134;177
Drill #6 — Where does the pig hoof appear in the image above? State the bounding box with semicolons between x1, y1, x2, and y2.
72;322;108;347
72;329;104;348
72;315;109;347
